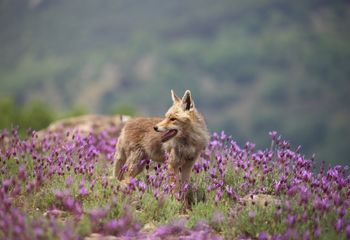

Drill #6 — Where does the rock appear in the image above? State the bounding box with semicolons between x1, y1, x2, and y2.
241;194;281;207
37;114;130;139
84;233;118;240
43;209;67;218
142;222;156;233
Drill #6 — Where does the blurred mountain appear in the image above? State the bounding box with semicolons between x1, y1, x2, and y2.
0;0;350;165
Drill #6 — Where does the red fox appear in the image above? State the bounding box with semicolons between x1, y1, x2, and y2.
112;90;209;188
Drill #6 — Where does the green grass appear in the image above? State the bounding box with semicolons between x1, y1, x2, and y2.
137;191;182;225
234;204;284;237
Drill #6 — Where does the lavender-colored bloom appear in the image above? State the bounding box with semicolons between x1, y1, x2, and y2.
104;219;120;235
18;165;27;181
285;214;296;227
299;186;310;205
302;230;310;240
258;231;269;240
248;211;256;219
339;207;346;218
153;218;187;238
269;131;278;140
335;218;343;233
220;131;227;140
283;228;299;239
225;185;238;201
314;226;321;238
2;178;12;192
63;196;75;209
214;189;223;203
78;186;89;197
11;184;21;196
33;226;44;237
287;185;298;197
346;225;350;239
65;176;73;187
212;211;225;225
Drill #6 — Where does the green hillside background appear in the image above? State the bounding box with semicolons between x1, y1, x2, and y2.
0;0;349;166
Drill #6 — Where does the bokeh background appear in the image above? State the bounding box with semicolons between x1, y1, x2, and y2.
0;0;349;167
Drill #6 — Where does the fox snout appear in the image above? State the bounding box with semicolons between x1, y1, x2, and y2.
153;123;168;132
153;122;178;142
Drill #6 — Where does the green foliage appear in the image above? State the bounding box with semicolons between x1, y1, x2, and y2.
0;98;54;135
110;104;138;117
138;192;182;225
188;201;215;227
62;106;88;118
234;204;284;237
19;101;55;131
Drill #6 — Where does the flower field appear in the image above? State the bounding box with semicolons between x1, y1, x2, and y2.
0;127;349;239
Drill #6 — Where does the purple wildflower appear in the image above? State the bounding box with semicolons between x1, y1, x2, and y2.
258;231;269;240
346;225;350;239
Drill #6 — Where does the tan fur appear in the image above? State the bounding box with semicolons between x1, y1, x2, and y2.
112;90;210;189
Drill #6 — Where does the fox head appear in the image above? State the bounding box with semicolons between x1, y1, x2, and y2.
154;90;197;142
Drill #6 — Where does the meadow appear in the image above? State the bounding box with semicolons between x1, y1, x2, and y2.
0;126;349;239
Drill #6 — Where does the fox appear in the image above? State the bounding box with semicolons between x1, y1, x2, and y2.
112;90;210;189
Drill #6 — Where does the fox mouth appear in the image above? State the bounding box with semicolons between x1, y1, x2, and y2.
161;129;178;142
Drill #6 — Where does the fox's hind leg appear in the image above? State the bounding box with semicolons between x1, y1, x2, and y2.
121;150;146;182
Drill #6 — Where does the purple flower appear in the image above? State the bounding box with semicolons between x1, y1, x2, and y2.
245;141;255;152
269;131;278;140
346;225;350;239
212;211;224;225
88;207;107;221
33;226;44;237
220;131;227;140
335;218;343;233
18;165;27;181
104;219;119;234
299;187;310;205
287;185;299;197
78;186;89;197
214;189;223;203
153;218;187;238
302;230;310;240
258;231;269;240
314;226;321;238
285;214;296;227
65;176;73;187
11;184;21;196
2;178;12;192
248;211;256;219
63;196;75;209
225;185;238;201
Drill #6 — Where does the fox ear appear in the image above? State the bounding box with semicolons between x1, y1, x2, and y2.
171;89;181;103
181;90;195;111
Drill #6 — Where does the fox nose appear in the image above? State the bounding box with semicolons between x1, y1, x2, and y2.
153;126;159;132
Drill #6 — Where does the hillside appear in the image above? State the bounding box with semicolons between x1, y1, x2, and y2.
0;0;350;165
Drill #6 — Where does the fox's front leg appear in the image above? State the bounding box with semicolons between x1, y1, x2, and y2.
179;155;198;206
180;157;197;187
167;149;181;191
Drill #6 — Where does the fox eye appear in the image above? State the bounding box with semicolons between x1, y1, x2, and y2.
170;118;177;121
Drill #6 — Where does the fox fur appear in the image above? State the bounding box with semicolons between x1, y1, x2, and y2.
112;90;210;188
